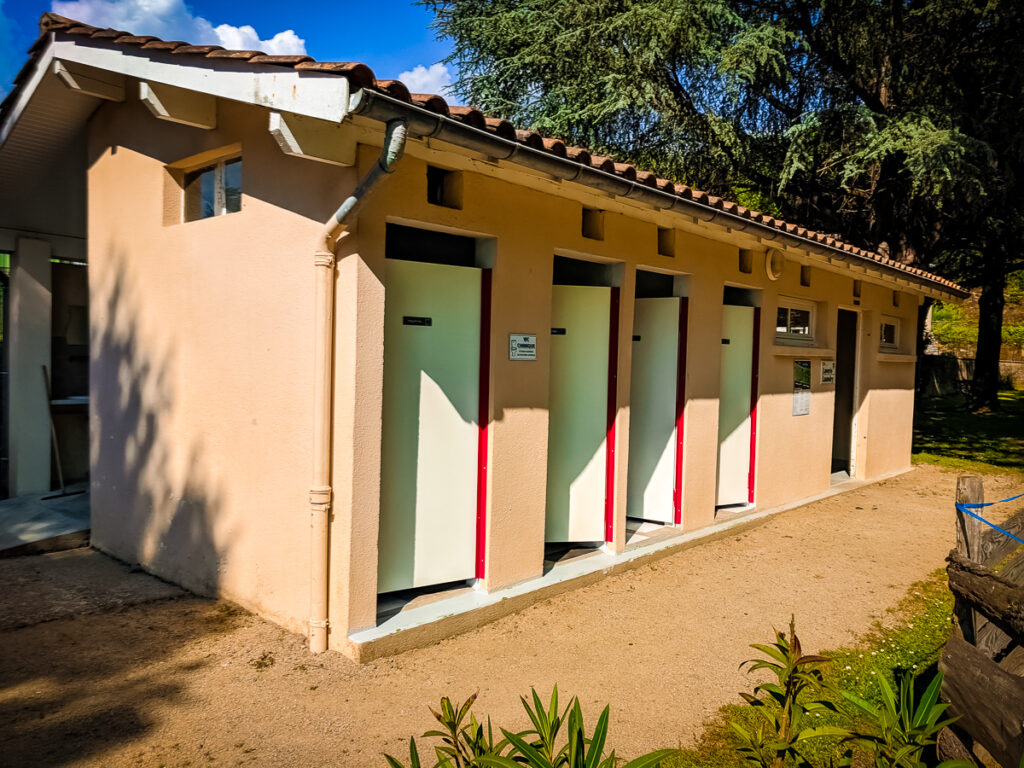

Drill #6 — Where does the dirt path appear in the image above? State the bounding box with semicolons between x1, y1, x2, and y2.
1;465;1019;768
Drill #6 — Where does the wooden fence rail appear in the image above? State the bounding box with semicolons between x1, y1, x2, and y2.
938;475;1024;768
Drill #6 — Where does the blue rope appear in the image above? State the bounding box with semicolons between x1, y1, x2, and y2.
958;492;1024;509
955;492;1024;545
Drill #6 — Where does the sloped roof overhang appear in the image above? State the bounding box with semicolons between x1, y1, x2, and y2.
0;19;969;300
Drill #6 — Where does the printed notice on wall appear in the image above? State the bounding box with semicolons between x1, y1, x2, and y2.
821;360;836;384
793;360;811;416
509;334;537;361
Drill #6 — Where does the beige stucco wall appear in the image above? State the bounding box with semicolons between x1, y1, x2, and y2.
326;134;922;649
86;93;357;633
84;94;923;652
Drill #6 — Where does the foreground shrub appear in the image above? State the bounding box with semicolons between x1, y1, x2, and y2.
384;687;674;768
730;618;970;768
386;610;970;768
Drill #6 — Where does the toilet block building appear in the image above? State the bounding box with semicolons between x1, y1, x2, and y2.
0;14;966;660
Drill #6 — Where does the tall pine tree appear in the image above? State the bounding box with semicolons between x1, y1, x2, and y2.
424;0;1024;408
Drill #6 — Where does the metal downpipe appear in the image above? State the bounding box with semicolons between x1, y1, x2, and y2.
309;118;408;654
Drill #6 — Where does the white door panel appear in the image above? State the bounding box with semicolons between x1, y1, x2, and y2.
716;305;754;506
627;297;680;523
378;259;481;593
546;285;610;542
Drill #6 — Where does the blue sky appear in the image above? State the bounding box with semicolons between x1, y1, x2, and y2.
0;0;455;97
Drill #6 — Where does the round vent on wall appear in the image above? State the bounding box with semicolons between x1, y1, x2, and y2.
765;248;785;281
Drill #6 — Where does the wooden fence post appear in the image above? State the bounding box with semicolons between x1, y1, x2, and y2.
954;475;984;644
941;476;1024;767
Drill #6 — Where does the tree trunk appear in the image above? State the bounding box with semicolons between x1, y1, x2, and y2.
915;296;935;398
971;255;1007;410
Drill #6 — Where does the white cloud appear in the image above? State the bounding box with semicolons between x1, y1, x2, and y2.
398;63;452;95
50;0;306;55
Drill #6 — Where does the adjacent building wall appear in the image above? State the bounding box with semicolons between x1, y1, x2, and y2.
2;132;89;497
8;237;52;495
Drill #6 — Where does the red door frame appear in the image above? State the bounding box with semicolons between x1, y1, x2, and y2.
747;307;761;505
673;297;690;525
474;269;492;579
604;287;620;543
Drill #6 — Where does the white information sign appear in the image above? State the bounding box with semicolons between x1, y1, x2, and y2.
821;360;836;384
509;334;537;361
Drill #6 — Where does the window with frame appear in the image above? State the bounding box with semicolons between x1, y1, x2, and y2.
880;317;900;350
184;157;242;221
775;298;815;343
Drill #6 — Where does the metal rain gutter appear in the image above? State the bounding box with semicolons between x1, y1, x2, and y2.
348;88;966;299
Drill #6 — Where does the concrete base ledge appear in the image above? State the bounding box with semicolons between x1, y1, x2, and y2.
341;468;912;662
0;529;91;559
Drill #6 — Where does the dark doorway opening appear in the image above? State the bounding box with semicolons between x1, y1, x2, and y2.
832;309;858;478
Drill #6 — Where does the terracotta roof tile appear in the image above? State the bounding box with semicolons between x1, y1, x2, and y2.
204;49;261;60
374;80;412;102
4;12;964;295
613;162;636;181
140;40;189;50
248;54;314;65
449;106;487;130
411;94;449;115
112;35;157;46
541;137;566;157
566;146;591;165
294;61;376;90
173;45;224;55
485;118;516;141
516;130;544;150
89;28;126;39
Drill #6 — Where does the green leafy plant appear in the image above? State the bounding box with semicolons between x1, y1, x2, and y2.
384;687;675;768
384;692;506;768
729;617;846;768
839;671;969;768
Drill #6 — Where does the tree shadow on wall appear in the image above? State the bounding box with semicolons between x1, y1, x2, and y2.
0;258;237;767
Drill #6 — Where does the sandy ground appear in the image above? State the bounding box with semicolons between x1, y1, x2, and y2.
1;464;1019;768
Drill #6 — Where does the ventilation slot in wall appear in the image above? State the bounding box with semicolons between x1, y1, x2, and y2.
426;165;463;209
800;265;812;287
657;227;675;257
582;208;605;240
892;290;901;307
853;279;862;298
738;249;754;274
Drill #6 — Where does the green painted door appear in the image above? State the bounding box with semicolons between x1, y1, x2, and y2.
627;297;680;523
545;285;610;542
378;259;481;593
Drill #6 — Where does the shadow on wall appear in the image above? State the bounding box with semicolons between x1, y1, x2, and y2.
90;252;230;596
0;252;238;765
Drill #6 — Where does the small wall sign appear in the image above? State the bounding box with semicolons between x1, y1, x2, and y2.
793;360;811;416
509;334;537;361
821;360;836;384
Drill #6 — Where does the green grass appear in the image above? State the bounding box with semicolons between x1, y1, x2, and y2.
912;389;1024;474
666;571;955;768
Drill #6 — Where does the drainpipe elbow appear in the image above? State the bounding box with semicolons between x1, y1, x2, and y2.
319;118;408;251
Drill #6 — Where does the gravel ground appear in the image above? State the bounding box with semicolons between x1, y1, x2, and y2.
0;464;1017;768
